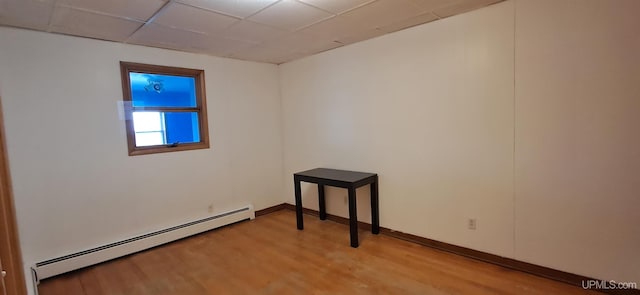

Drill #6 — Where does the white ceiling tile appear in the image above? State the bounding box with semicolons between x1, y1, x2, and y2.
219;20;288;43
130;23;255;55
379;12;439;33
262;32;314;50
129;23;201;49
407;0;457;13
298;0;374;14
336;28;384;44
269;54;305;64
229;46;274;61
128;38;190;53
229;45;282;62
298;15;369;41
0;0;55;30
248;0;333;31
153;3;239;35
200;34;257;56
1;0;504;64
433;0;503;18
302;39;343;54
230;44;304;64
57;0;167;21
237;37;340;63
339;0;424;30
51;6;143;42
261;31;342;55
176;0;279;18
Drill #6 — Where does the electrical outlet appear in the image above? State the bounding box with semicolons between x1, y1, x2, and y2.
208;204;214;213
468;218;477;230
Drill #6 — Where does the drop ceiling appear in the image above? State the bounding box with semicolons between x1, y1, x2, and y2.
0;0;504;64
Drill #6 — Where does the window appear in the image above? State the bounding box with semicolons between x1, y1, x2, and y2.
120;62;209;156
132;112;165;146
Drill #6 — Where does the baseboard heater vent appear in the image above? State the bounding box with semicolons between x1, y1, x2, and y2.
31;205;255;283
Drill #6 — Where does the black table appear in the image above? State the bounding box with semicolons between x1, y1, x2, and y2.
294;168;379;248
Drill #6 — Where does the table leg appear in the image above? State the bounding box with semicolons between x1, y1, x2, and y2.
348;187;359;248
295;179;303;230
371;177;379;234
318;184;326;220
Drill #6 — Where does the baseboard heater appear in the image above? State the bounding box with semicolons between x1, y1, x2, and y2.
31;204;255;284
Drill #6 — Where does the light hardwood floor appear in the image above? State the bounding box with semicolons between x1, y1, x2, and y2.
39;210;598;295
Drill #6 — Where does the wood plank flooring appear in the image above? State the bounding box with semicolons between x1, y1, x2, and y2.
39;210;598;295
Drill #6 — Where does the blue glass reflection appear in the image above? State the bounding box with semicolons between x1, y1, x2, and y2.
129;73;197;107
165;112;200;144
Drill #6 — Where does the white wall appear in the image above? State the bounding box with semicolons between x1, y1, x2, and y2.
0;27;283;293
280;0;639;285
281;1;516;257
514;0;640;283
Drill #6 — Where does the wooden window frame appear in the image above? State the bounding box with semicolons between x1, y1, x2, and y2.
120;62;210;156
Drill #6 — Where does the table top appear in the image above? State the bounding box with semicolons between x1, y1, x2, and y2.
294;168;376;183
